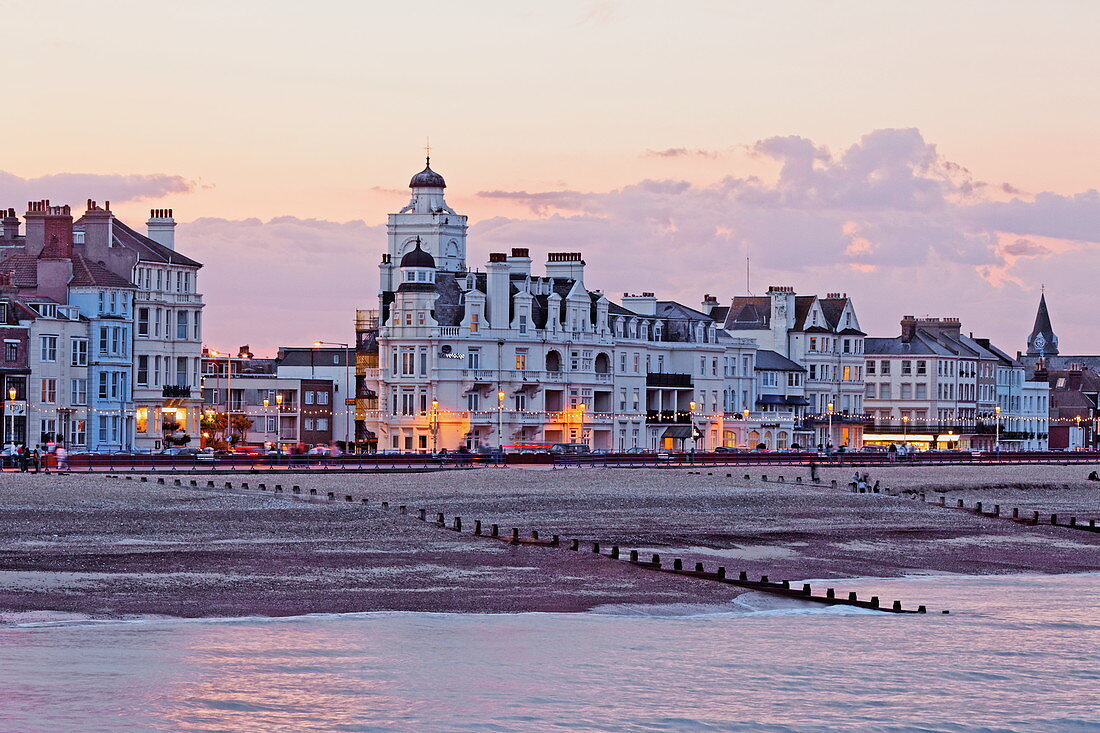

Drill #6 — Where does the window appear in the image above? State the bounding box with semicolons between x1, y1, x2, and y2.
843;339;851;354
518;314;528;334
466;393;480;411
879;384;892;399
69;378;87;405
865;384;876;399
98;372;109;399
72;420;86;446
136;407;148;433
317;391;329;405
305;390;315;405
468;349;480;370
4;342;17;361
137;356;149;386
193;312;202;341
138;308;149;337
514;394;526;410
916;384;927;399
470;312;479;333
901;360;912;375
176;311;188;340
316;417;328;431
515;349;527;371
866;360;876;376
40;378;57;403
305;418;315;431
916;360;927;376
40;335;58;362
842;366;852;381
400;348;415;376
880;360;891;375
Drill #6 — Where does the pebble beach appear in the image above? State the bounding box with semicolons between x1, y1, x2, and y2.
1;463;1097;622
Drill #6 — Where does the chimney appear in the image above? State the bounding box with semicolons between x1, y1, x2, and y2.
24;201;73;258
1;208;19;241
506;247;532;277
545;252;585;285
81;200;113;253
622;292;657;316
900;315;917;343
486;253;511;329
146;208;176;250
701;293;718;312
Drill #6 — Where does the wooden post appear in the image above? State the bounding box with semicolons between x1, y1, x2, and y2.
1051;513;1058;525
531;530;539;540
848;591;857;601
569;538;579;551
474;520;482;535
419;508;426;521
802;583;811;595
611;546;619;559
293;487;300;494
436;512;445;525
345;495;353;502
511;528;519;543
993;505;1000;517
310;488;317;495
491;524;499;537
453;517;462;531
760;575;769;584
673;559;683;570
738;571;748;581
629;549;639;562
826;588;835;599
651;553;661;567
695;562;704;572
717;567;726;578
326;492;335;500
870;596;879;608
892;600;902;611
591;541;600;553
1012;507;1019;519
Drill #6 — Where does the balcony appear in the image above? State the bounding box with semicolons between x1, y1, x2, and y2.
162;385;192;398
646;372;693;388
646;409;692;424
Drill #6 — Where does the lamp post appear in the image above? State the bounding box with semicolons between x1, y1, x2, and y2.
902;414;909;445
689;400;697;455
578;402;587;448
315;341;352;450
742;407;750;448
994;405;1001;454
5;386;16;450
497;390;505;452
430;399;439;454
826;401;834;453
275;392;284;458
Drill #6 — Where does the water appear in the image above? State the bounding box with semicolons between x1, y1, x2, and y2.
1;574;1097;732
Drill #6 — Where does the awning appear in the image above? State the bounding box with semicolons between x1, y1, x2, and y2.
784;396;810;406
661;426;693;439
756;394;785;405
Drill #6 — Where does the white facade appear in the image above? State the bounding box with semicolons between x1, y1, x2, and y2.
364;163;789;453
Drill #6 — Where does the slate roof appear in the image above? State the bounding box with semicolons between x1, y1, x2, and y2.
100;218;202;268
0;253;39;287
723;296;771;329
754;349;805;371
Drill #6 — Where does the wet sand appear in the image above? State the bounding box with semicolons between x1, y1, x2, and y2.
0;464;1097;620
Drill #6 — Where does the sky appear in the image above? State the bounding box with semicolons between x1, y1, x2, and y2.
3;0;1099;355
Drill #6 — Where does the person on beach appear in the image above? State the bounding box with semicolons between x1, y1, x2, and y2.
16;443;28;473
31;445;42;474
809;460;818;482
55;441;68;471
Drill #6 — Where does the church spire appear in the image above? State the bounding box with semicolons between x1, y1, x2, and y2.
1026;291;1059;357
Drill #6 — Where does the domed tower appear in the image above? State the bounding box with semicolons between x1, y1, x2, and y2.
380;156;468;294
389;237;439;330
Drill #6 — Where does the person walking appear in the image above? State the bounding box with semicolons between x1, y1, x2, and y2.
16;443;28;473
31;445;42;474
55;441;68;472
809;460;819;482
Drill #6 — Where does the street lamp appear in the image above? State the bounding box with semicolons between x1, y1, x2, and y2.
497;390;506;451
315;341;352;450
994;405;1002;454
5;386;17;449
430;399;439;454
827;401;834;453
689;400;697;454
275;392;284;456
578;402;587;448
902;414;909;444
742;407;750;448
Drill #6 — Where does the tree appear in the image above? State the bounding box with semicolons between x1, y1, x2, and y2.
229;414;254;442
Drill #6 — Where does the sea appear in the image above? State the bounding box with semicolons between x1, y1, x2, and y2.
1;573;1097;732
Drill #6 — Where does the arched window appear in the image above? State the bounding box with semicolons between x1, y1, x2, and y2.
594;353;611;374
777;431;789;450
546;350;562;373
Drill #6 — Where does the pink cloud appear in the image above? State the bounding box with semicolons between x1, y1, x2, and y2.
0;170;194;206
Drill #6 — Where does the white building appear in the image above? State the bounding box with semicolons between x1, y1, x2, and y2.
364;161;783;453
706;287;867;450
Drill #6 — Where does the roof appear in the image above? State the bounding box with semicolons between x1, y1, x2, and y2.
0;251;135;289
409;161;446;189
106;218;202;268
655;300;714;321
400;238;436;268
754;349;805;371
723;296;771;330
1026;293;1058;357
70;254;136;288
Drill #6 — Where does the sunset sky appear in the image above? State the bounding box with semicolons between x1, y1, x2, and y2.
4;0;1099;354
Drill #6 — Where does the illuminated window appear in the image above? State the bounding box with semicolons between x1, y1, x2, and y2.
136;407;149;433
